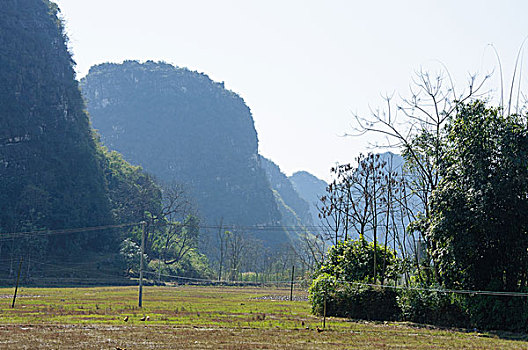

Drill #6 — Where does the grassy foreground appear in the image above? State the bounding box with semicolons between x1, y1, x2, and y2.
0;285;526;349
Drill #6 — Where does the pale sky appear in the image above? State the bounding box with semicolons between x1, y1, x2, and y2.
54;0;528;181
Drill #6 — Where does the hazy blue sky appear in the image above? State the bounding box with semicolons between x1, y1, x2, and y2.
54;0;528;181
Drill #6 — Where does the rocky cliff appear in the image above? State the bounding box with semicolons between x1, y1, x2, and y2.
82;61;288;245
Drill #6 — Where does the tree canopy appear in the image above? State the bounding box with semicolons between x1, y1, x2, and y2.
429;101;528;291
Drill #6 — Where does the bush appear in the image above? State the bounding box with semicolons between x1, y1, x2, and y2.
148;249;213;281
310;272;528;332
398;288;469;328
309;274;400;321
399;289;528;332
317;239;399;283
468;294;528;332
309;239;401;322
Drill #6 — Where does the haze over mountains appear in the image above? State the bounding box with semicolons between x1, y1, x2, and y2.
289;171;328;228
0;0;331;283
0;0;423;290
82;61;327;246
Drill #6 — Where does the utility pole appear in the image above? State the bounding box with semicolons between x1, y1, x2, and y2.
289;265;295;301
139;221;146;308
12;257;23;308
217;218;224;282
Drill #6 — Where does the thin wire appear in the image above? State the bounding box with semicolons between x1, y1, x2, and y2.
0;222;141;241
143;270;303;286
333;279;528;297
0;222;342;241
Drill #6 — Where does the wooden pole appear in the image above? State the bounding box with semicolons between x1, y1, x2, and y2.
323;284;327;329
217;218;224;282
289;265;295;301
139;221;146;308
11;257;23;308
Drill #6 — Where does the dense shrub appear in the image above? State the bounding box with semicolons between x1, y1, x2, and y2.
310;239;401;321
399;290;528;332
148;249;213;280
398;289;469;328
468;294;528;332
309;274;400;321
309;239;528;332
310;275;528;332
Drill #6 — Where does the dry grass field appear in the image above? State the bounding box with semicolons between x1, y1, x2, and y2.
0;285;526;349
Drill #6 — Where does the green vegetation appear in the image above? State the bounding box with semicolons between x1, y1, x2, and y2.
0;0;113;260
316;239;399;283
101;148;162;227
4;0;528;340
313;95;528;332
431;101;528;292
427;101;528;331
309;239;401;321
0;0;210;284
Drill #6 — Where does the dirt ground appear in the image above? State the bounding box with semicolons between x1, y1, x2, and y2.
0;324;371;349
2;323;528;350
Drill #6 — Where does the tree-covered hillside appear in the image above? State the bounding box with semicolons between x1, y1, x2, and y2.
0;0;115;255
81;61;286;244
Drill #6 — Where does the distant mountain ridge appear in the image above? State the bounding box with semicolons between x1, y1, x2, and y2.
289;171;328;227
82;61;289;245
260;156;313;228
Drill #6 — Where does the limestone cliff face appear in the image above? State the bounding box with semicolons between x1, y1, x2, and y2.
0;0;112;248
82;61;284;242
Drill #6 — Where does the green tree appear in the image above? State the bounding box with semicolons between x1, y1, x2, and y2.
429;101;528;291
309;239;401;320
316;239;399;284
101;148;162;226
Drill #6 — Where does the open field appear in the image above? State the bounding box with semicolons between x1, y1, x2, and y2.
0;285;526;349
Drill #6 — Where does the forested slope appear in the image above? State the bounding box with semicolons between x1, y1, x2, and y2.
0;0;114;256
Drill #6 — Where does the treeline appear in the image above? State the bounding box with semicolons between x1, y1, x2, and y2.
309;71;528;332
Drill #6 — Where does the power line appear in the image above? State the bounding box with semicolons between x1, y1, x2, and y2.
0;222;332;241
0;222;141;242
127;271;528;298
142;270;303;286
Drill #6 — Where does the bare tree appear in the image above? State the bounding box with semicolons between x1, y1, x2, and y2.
225;229;247;281
350;70;489;282
295;232;326;273
318;180;344;245
149;183;198;268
